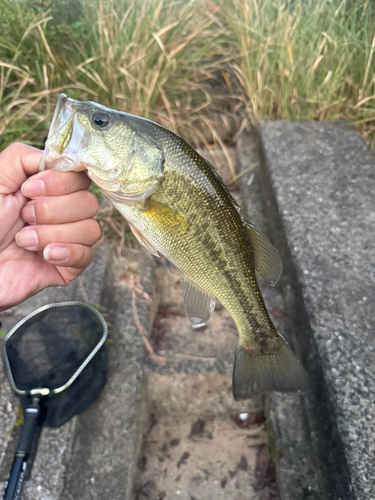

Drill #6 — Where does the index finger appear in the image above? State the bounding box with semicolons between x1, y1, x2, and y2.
22;170;91;198
0;143;42;195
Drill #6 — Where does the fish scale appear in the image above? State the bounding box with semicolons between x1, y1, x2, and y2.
112;136;282;356
39;94;311;400
123;179;257;331
144;130;269;339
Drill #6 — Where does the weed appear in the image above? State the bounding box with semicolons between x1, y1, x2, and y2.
217;0;375;147
0;0;374;151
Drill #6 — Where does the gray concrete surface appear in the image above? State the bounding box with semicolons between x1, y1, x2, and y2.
60;249;153;500
237;128;326;500
252;121;375;499
0;244;109;500
0;245;153;500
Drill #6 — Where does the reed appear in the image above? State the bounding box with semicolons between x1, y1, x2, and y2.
0;0;374;150
217;0;375;147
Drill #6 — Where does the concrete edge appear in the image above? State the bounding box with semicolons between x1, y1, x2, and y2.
237;125;353;500
59;248;154;500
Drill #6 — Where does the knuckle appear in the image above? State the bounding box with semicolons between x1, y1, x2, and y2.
40;171;87;195
39;225;62;246
44;170;60;188
76;219;100;246
76;245;92;266
75;245;85;264
2;143;23;162
6;143;21;154
86;219;101;241
44;170;70;194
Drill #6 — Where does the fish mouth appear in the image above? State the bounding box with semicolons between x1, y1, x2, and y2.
39;94;88;173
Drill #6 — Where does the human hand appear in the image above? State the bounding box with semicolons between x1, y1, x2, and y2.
0;143;101;311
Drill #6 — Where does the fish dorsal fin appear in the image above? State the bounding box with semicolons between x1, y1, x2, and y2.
243;219;283;286
182;278;216;329
142;199;190;236
129;224;160;257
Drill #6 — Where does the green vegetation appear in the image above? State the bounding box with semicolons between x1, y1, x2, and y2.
221;0;375;142
0;0;374;151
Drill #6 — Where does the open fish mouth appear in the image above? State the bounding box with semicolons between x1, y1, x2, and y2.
39;94;88;173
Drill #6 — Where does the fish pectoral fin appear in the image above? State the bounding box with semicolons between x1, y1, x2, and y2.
142;199;190;236
243;219;283;286
129;224;160;257
182;278;216;329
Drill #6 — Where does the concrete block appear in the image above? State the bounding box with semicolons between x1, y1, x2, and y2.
237;128;325;500
0;245;153;500
0;244;109;500
253;121;375;499
60;249;154;500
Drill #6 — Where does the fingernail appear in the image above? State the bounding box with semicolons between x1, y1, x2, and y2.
22;179;45;198
44;246;69;262
15;229;38;248
22;204;36;224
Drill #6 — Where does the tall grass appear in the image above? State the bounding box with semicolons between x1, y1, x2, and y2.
0;0;232;150
0;0;96;148
218;0;375;146
0;4;54;147
61;0;232;145
0;0;374;150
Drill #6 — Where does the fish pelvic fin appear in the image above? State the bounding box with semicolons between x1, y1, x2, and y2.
232;337;311;401
129;223;160;257
182;277;216;329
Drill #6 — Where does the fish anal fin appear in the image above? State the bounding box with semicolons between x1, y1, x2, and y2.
142;199;190;236
182;278;216;329
232;338;311;400
129;224;160;257
243;219;283;286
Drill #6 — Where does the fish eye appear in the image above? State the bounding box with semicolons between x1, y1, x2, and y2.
93;112;110;128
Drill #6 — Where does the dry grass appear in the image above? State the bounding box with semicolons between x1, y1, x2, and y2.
0;0;233;150
0;0;374;150
218;0;375;147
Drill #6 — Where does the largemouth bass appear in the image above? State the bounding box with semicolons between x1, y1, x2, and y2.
40;94;310;400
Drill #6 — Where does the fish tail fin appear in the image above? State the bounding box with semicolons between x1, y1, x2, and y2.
232;337;311;401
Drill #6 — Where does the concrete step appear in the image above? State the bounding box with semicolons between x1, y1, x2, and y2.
0;244;109;500
0;246;153;500
237;122;375;500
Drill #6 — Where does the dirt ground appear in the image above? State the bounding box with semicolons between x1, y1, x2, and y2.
132;260;280;500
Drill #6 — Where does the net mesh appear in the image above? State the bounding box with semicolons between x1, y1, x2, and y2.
5;304;107;427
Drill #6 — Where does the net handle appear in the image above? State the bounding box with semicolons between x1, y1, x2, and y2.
2;396;42;500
